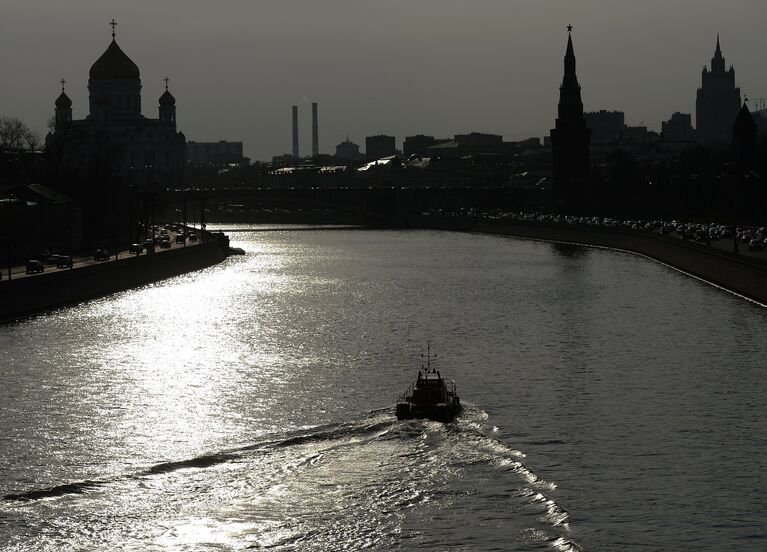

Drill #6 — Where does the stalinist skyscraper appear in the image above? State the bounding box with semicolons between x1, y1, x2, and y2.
696;35;742;146
551;26;590;203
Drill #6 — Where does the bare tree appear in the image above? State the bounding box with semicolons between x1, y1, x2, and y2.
0;116;40;152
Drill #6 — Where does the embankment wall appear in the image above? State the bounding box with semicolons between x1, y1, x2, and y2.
0;240;228;323
412;215;767;305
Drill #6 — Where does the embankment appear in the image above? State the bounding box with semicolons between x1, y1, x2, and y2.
0;239;228;323
411;215;767;305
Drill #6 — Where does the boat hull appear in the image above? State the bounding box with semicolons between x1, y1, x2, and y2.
396;400;461;422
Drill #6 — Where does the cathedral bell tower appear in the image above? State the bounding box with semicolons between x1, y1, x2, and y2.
159;77;176;127
54;79;72;128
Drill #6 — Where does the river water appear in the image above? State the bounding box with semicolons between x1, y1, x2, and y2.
1;226;765;551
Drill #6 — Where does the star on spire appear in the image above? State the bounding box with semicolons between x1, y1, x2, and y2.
567;24;573;33
110;18;117;39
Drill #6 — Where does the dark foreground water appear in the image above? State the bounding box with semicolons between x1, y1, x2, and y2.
1;227;765;551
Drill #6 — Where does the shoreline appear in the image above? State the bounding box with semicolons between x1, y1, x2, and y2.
409;215;767;306
0;235;230;324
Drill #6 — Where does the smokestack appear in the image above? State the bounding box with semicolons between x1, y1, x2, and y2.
292;105;299;159
312;102;319;157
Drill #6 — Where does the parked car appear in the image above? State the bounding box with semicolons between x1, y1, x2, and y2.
175;233;185;244
26;260;44;274
94;248;110;261
56;255;73;269
188;233;198;242
695;230;709;242
129;243;142;255
748;239;764;251
46;254;64;265
160;236;172;249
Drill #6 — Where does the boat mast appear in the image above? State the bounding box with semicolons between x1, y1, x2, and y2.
422;340;437;373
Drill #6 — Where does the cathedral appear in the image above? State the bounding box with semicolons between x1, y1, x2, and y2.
696;36;742;146
48;22;185;188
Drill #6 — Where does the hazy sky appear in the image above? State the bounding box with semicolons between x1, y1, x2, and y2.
2;0;765;161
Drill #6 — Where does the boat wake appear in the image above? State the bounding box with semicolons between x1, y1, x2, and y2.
3;406;579;551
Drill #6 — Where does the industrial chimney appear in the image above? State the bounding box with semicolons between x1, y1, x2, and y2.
292;105;299;159
312;102;319;157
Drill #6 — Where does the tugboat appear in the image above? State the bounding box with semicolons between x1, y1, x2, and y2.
396;342;461;422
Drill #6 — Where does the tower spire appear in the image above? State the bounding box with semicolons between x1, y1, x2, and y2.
164;76;169;91
550;25;590;202
560;26;582;109
60;78;66;93
110;18;117;39
711;33;725;72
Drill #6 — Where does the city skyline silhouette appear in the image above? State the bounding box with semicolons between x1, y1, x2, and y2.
1;0;765;160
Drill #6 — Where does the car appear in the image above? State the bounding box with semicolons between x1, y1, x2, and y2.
748;239;763;251
46;254;63;265
129;243;142;255
175;234;185;244
160;236;172;249
56;255;73;269
188;233;198;242
26;260;44;274
94;248;110;261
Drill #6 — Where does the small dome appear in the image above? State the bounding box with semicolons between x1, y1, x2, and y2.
89;39;140;80
55;91;72;108
159;89;175;106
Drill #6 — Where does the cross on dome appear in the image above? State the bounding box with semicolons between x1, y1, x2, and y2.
110;19;117;38
164;76;170;90
60;78;66;92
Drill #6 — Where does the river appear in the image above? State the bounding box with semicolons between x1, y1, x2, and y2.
1;226;765;550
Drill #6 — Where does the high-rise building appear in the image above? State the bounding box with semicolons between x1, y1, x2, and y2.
365;135;396;160
752;107;767;136
585;110;624;145
550;27;590;197
696;35;742;146
662;113;696;143
403;135;450;156
186;141;245;165
335;137;362;161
